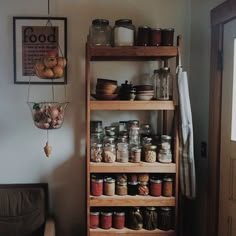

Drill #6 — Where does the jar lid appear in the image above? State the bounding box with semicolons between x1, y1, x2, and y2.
138;26;150;29
105;126;116;131
162;28;174;31
131;147;141;152
91;178;103;183
90;211;100;215
92;19;109;26
139;181;148;185
115;19;132;25
94;143;103;148
146;207;156;211
161;135;171;140
151;28;162;31
159;149;171;154
163;177;173;182
104;177;115;183
150;178;162;183
104;143;116;147
128;181;139;185
153;69;161;73
141;124;151;128
160;207;172;211
114;211;125;216
101;211;112;216
147;145;157;150
129;120;139;125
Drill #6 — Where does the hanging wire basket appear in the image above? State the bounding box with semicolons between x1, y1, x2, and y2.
28;102;68;130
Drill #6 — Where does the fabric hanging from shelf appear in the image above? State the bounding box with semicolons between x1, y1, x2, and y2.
177;54;196;199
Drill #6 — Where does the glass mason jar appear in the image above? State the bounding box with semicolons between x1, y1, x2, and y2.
103;143;116;163
162;177;174;197
161;135;172;150
116;181;128;195
113;19;136;46
103;177;115;196
137;26;150;46
89;19;111;46
158;207;172;231
128;181;138;195
129;126;140;146
143;207;158;230
158;149;172;163
90;211;99;229
100;211;113;229
90;132;103;146
144;145;157;163
138;181;149;196
128;207;143;230
130;146;142;163
161;28;174;46
113;211;125;229
90;143;103;162
158;67;172;100
91;178;103;196
150;28;162;46
150;178;162;197
117;142;129;163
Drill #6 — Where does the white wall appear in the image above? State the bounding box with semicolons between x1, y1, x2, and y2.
0;0;190;235
189;0;224;235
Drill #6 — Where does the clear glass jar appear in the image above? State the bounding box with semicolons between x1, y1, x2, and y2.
128;207;143;230
130;146;141;163
90;143;103;162
117;142;129;163
90;132;103;145
152;69;161;100
143;207;158;230
103;143;116;163
113;19;135;46
162;177;174;197
158;149;172;163
101;211;113;229
161;135;171;150
158;207;172;231
161;28;174;46
129;126;140;146
89;19;111;46
158;67;172;100
90;211;100;229
113;211;125;229
91;178;103;196
116;181;128;195
90;120;103;133
104;177;115;196
144;145;157;163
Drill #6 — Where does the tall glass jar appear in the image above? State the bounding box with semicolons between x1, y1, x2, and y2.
117;142;129;163
90;143;103;162
113;19;135;46
158;67;172;100
152;69;161;100
89;19;111;46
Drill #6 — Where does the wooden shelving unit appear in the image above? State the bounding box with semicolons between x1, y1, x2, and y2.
86;41;180;236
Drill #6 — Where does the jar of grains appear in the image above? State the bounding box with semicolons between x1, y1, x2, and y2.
138;181;149;196
103;143;116;163
116;181;128;195
101;211;113;229
90;211;100;229
113;19;135;46
91;178;103;196
90;143;103;162
144;145;157;162
104;177;115;196
150;178;162;197
162;177;174;197
113;211;125;229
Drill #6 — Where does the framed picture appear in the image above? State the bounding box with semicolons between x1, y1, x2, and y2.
13;16;67;84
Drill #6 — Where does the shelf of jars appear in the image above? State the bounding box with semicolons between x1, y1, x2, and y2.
90;228;175;236
89;100;175;111
89;162;176;173
86;43;178;61
89;195;175;207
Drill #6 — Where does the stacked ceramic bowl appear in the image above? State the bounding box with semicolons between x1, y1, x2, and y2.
134;85;154;101
93;78;118;100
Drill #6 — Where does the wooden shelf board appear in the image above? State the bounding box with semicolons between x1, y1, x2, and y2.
89;195;175;207
90;162;176;173
90;100;175;110
90;228;175;236
88;46;178;61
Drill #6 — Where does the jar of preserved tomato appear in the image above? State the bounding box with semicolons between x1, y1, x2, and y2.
113;211;125;229
104;177;115;196
91;178;103;196
150;178;162;197
162;177;174;197
101;211;112;229
90;211;99;229
116;181;128;195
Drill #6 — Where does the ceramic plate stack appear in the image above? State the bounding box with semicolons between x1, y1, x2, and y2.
92;78;118;100
134;85;154;101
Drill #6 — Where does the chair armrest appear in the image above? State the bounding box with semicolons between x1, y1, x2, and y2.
44;217;56;236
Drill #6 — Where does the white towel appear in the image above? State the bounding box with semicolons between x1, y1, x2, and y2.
177;66;196;199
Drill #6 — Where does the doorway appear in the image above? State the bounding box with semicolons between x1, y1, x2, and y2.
208;1;236;236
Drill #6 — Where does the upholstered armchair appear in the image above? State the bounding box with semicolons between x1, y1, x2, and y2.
0;183;55;236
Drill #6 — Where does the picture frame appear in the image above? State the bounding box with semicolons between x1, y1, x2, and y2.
13;16;67;84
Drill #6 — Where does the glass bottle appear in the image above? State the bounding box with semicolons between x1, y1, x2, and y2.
89;19;111;46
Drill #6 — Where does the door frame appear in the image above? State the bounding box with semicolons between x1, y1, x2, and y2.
208;1;236;235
